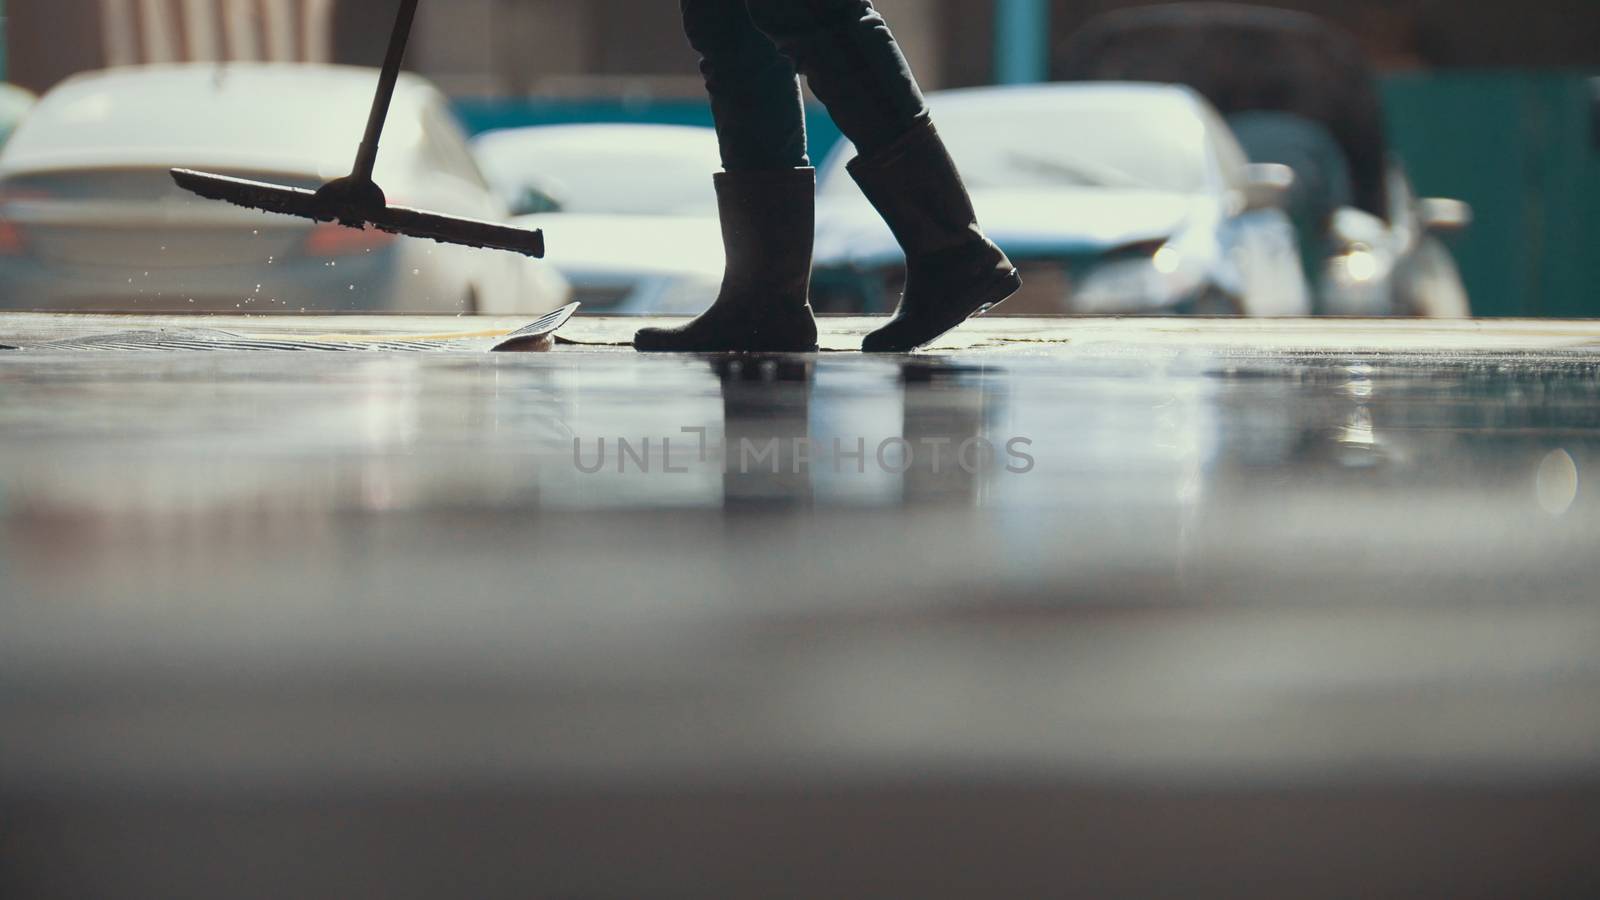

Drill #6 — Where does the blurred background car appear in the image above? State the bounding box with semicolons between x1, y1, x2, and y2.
1062;3;1473;317
0;64;568;314
813;83;1310;317
0;83;37;148
473;123;724;314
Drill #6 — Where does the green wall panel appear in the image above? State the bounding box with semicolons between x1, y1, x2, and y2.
1384;72;1600;317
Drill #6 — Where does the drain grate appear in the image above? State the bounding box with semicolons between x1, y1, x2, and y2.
34;329;467;353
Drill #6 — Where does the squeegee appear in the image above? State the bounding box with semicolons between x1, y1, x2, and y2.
172;0;545;258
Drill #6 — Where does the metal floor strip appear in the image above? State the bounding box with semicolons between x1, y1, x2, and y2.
33;331;467;353
7;304;581;354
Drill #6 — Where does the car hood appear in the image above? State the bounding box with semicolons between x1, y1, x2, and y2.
814;188;1210;268
516;213;725;281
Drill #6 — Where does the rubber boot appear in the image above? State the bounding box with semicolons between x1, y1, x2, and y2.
850;120;1021;353
635;168;819;353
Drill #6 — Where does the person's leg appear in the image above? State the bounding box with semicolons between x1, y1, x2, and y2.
746;0;1021;352
684;0;809;171
635;0;819;353
742;0;925;156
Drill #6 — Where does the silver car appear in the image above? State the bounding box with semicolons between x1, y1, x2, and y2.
814;83;1310;317
1060;4;1473;317
0;64;568;314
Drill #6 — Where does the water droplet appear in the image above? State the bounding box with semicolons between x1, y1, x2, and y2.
412;269;420;276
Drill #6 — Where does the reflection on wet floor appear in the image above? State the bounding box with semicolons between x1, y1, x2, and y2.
715;355;815;511
0;343;1596;613
0;344;1595;591
1;328;1599;897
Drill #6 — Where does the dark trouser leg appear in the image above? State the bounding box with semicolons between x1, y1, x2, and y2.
747;0;1020;352
743;0;927;157
681;0;808;171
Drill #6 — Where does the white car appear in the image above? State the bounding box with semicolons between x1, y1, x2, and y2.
473;124;725;314
0;64;569;314
814;83;1310;316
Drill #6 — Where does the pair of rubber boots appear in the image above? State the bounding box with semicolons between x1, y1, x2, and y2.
634;120;1021;354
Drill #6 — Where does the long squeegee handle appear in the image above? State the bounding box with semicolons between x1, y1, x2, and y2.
352;0;421;183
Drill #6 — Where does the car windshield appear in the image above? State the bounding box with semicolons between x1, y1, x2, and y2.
820;89;1216;198
473;128;721;216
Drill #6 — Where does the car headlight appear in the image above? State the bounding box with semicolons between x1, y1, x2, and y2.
1321;243;1397;316
1073;242;1209;314
1327;243;1396;288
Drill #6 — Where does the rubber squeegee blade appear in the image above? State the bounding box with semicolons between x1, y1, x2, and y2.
170;169;546;258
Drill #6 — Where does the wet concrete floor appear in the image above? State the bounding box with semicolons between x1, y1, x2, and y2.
1;314;1598;897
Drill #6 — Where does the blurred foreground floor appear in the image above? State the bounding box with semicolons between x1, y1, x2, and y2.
1;314;1598;898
